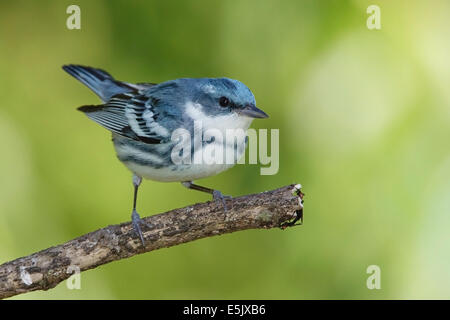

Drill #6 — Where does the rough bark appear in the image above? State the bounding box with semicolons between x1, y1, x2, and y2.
0;184;304;299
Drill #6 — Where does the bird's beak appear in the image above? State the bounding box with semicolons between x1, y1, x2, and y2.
239;104;269;119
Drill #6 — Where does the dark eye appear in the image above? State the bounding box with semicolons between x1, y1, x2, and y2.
219;96;230;107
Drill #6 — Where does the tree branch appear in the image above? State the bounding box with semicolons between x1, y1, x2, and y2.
0;184;304;299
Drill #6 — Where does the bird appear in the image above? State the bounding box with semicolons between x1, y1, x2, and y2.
63;64;268;245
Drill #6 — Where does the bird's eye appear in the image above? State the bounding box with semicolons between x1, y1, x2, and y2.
219;96;230;107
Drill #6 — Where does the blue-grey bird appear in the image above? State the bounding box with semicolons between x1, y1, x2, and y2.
63;65;268;244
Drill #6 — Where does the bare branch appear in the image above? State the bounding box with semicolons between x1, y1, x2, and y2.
0;184;304;299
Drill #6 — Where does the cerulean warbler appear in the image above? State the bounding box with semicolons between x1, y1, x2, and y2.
63;65;268;244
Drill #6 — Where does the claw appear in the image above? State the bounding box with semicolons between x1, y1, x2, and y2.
131;209;146;246
212;190;232;211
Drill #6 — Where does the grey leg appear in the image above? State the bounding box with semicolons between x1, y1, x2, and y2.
131;174;146;245
181;181;232;210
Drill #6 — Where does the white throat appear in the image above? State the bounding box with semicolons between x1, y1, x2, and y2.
184;101;253;134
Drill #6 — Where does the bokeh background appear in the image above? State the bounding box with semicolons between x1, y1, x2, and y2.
1;0;449;299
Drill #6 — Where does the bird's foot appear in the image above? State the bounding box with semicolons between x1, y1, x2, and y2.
131;209;148;246
212;190;232;211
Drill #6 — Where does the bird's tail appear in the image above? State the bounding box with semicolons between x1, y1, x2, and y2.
62;64;136;102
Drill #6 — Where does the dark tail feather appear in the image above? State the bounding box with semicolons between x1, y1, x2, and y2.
63;64;135;102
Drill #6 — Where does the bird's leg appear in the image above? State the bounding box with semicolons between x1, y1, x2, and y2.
131;174;146;245
181;181;232;211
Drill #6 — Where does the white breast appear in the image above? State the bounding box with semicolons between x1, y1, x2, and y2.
114;102;252;182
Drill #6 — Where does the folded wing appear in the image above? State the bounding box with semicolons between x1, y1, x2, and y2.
78;92;171;144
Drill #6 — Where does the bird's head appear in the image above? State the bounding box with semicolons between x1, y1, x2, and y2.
186;78;268;120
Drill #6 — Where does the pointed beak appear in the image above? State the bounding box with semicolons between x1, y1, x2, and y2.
239;104;269;119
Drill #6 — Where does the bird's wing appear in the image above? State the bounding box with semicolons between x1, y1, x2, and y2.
78;92;173;144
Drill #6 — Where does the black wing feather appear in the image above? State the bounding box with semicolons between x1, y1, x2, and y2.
78;93;167;144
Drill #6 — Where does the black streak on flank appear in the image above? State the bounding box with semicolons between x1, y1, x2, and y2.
121;126;161;144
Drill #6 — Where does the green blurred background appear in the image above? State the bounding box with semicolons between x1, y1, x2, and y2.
1;0;449;299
